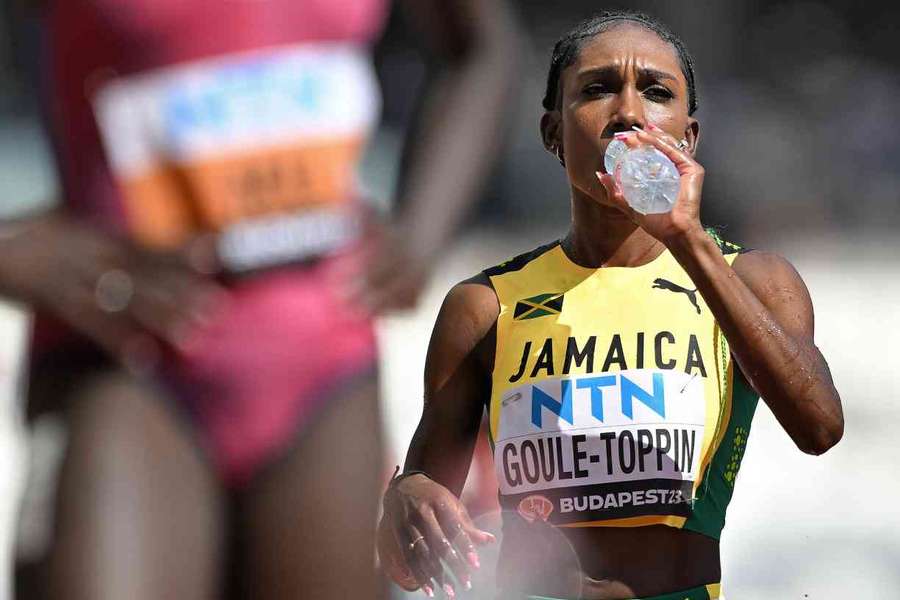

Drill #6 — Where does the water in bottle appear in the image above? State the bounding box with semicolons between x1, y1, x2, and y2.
603;138;680;214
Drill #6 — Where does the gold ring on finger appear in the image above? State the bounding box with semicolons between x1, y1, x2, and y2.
95;269;135;314
676;138;689;151
408;536;425;551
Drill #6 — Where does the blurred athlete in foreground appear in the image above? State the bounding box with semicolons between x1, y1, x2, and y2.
379;11;843;600
0;1;519;598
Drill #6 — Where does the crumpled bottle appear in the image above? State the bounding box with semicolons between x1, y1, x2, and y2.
603;138;680;214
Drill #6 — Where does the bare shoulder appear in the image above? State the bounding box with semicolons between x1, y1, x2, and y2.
732;249;815;335
732;249;808;296
433;272;499;351
425;273;499;389
443;272;498;318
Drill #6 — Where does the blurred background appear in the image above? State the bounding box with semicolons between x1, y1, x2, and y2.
1;0;898;598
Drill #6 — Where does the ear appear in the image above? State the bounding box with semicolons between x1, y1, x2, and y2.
684;117;700;156
540;110;562;153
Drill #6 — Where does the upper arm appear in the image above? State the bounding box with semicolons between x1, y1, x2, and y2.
406;273;498;494
423;273;498;402
732;250;815;342
730;250;843;454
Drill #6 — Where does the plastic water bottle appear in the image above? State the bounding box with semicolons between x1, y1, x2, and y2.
603;138;680;214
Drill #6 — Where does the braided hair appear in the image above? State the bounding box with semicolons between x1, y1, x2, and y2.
542;11;698;115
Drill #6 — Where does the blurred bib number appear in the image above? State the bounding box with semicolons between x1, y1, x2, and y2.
94;43;380;271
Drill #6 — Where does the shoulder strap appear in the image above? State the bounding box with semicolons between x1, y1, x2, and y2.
483;240;560;277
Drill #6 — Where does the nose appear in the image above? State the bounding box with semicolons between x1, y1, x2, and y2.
607;85;646;134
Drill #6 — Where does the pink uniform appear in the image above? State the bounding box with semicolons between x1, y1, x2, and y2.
39;0;390;486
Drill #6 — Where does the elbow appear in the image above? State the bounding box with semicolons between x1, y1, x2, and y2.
797;415;844;456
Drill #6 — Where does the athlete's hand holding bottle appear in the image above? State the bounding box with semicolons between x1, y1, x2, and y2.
379;473;496;598
597;122;706;245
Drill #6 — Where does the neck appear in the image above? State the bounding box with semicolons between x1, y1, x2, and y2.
563;190;663;268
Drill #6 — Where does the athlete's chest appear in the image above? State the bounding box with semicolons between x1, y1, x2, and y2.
487;249;731;524
492;269;719;460
495;257;716;385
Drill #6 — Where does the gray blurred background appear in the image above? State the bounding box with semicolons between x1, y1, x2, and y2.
1;1;898;598
373;0;900;241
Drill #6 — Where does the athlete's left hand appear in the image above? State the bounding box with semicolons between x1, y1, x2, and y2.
596;123;705;244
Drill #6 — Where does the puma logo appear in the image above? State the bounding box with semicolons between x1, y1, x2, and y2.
652;278;701;314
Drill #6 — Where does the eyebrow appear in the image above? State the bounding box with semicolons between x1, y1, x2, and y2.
575;65;678;83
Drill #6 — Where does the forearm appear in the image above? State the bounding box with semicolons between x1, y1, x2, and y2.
666;227;843;453
394;26;518;257
403;402;483;497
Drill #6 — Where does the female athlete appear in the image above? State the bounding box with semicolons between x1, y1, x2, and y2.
379;11;843;600
0;1;518;598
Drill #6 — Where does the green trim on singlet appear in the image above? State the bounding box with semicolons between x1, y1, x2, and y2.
527;582;716;600
676;228;755;539
683;367;758;539
705;227;747;256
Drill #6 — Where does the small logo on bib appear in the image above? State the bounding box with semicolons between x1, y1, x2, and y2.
517;495;554;523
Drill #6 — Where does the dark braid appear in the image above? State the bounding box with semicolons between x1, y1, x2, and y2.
542;11;698;115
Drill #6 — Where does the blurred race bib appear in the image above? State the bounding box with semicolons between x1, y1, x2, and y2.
93;43;380;270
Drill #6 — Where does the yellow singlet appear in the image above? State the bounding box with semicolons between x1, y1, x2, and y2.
484;230;758;540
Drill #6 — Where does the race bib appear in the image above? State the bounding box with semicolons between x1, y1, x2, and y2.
93;43;380;270
494;368;706;525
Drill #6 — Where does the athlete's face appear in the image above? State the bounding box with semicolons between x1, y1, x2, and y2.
541;24;699;208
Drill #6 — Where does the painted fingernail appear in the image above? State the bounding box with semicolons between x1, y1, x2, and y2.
422;583;435;598
647;122;662;131
485;532;497;543
631;125;644;132
467;551;481;569
443;583;456;598
613;132;632;140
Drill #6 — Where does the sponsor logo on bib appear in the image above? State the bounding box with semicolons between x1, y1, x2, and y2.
517;495;554;523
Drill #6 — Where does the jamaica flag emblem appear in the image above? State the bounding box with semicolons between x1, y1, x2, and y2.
513;293;564;320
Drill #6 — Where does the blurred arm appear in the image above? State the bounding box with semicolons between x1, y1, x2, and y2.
393;0;521;260
667;232;844;455
402;274;498;496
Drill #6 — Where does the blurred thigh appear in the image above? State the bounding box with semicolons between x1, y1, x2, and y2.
240;374;383;600
47;371;223;600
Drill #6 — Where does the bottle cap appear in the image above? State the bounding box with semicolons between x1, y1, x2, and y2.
603;138;628;175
